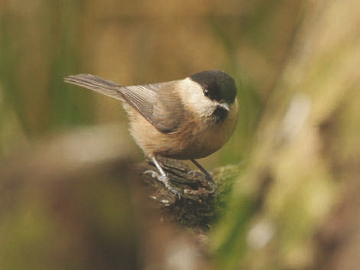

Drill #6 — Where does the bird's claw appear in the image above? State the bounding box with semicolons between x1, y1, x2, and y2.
187;170;217;193
143;170;158;178
144;170;182;199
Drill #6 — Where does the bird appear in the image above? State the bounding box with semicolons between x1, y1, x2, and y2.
64;70;238;198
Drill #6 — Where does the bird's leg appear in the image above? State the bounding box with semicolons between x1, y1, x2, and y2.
190;159;217;191
144;157;182;198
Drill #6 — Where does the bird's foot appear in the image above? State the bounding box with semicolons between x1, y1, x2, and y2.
204;176;217;193
144;170;182;199
187;170;217;193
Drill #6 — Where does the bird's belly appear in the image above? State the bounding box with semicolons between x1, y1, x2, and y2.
130;117;230;160
126;95;238;160
166;126;226;159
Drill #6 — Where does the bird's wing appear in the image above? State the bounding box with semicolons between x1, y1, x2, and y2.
65;74;184;133
123;82;184;133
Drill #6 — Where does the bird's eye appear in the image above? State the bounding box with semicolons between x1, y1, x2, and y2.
204;88;209;96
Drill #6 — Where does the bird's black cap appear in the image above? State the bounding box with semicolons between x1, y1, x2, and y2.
190;70;237;104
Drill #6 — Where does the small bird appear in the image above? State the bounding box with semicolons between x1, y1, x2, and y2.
65;70;238;197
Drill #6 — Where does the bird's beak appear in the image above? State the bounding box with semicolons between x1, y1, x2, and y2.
218;102;230;111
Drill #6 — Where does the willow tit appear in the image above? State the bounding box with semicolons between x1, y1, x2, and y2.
65;70;238;197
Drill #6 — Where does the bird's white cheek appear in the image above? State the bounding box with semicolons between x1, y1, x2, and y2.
187;93;216;118
178;78;212;116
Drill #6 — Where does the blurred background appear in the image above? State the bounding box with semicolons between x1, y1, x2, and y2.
0;0;296;162
1;0;360;269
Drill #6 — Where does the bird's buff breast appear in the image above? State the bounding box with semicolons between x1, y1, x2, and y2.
128;102;238;160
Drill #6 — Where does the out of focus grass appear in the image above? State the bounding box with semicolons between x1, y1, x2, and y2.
3;1;359;270
0;1;93;153
0;0;299;159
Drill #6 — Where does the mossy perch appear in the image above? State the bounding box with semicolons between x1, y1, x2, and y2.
137;157;239;232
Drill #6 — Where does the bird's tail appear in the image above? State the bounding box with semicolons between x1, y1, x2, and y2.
64;74;124;101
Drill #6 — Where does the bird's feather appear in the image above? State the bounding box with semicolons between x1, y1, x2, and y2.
64;74;184;133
